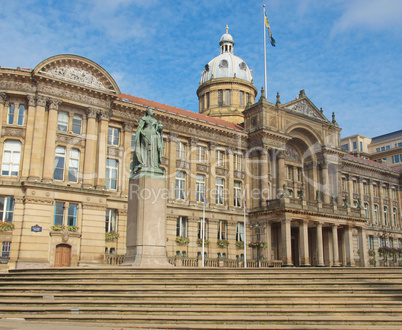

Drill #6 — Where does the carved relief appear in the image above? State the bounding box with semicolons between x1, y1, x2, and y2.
56;133;85;147
0;81;36;93
196;164;208;173
0;92;7;104
2;127;25;138
42;66;107;91
176;159;189;170
216;167;228;176
285;100;323;121
107;146;121;158
234;170;244;179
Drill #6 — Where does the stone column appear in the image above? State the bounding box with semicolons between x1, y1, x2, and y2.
299;220;310;266
277;151;285;196
368;180;375;225
189;138;199;205
121;122;134;195
321;161;330;203
265;221;272;263
331;224;340;266
227;147;234;208
21;95;36;179
347;175;353;206
42;99;62;182
316;222;325;266
260;148;269;204
167;133;177;201
378;182;384;226
0;93;7;137
345;225;355;267
208;142;217;206
95;110;110;189
83;108;98;188
281;218;292;266
271;149;277;198
358;227;368;267
28;95;48;181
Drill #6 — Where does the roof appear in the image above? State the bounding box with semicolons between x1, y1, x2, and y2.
343;154;397;173
118;93;244;132
392;164;402;173
371;129;402;144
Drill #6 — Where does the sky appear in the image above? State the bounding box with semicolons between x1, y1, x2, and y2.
0;0;401;138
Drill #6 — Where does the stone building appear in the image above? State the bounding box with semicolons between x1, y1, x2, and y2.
0;29;401;269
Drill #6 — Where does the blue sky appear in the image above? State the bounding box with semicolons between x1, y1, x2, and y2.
0;0;401;138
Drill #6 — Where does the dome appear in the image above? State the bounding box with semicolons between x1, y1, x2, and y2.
200;26;253;85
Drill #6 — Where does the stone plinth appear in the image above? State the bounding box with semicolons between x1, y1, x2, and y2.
123;171;172;267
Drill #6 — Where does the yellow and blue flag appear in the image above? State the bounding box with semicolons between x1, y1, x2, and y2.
264;9;276;47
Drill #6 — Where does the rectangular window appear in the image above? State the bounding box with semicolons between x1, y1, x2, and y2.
218;90;223;106
196;174;206;203
373;185;378;197
68;149;80;183
58;112;69;132
353;142;357;151
54;146;66;181
107;127;120;146
234;154;242;171
383;186;388;199
206;92;210;108
198;219;208;239
381;146;385;151
216;150;225;167
395;155;400;163
215;177;224;205
0;197;15;223
176;142;187;160
374;205;379;224
297;168;302;182
105;209;117;233
239;91;244;108
234;181;242;207
106;158;118;190
384;206;388;226
225;90;231;106
391;189;396;200
176;216;187;238
1;242;11;258
217;220;227;240
54;202;64;225
196;146;207;163
376;148;380;152
236;222;244;242
353;180;358;193
386;145;390;150
363;182;368;195
67;203;78;226
17;105;25;126
364;203;369;218
342;178;347;191
72;115;82;134
7;104;15;125
175;171;186;200
2;141;21;177
286;166;293;180
341;144;349;151
393;208;397;227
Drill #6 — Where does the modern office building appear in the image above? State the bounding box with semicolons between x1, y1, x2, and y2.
0;29;401;269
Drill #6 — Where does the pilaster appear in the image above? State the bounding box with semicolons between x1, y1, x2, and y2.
95;110;110;189
83;108;98;188
299;220;310;266
316;222;325;266
281;218;292;266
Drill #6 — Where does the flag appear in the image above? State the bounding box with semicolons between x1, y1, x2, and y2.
264;9;276;47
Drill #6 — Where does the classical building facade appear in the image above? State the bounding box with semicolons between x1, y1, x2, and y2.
0;30;401;269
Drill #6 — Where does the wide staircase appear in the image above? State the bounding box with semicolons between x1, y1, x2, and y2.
0;267;401;329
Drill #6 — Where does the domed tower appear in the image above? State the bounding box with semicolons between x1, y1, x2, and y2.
197;26;258;124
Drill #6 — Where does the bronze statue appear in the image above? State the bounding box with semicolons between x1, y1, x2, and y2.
132;107;164;175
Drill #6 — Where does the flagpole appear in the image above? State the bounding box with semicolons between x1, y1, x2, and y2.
263;4;268;99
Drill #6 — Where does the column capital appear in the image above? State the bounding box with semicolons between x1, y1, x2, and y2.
190;137;199;146
123;122;134;132
167;132;178;142
87;107;98;119
49;98;62;111
0;92;8;105
98;110;111;121
36;95;48;107
27;94;36;107
208;142;217;151
277;150;286;159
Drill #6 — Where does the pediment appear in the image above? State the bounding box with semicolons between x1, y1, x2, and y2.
284;98;328;123
33;54;120;95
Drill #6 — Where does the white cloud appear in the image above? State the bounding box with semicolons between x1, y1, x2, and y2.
332;0;402;34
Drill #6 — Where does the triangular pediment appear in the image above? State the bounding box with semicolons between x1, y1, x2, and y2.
33;54;120;95
284;98;329;123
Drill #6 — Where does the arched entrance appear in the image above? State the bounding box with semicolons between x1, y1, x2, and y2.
54;244;71;267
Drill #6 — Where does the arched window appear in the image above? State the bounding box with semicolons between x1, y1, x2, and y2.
54;146;66;181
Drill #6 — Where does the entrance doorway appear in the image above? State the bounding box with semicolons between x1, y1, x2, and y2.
55;244;71;267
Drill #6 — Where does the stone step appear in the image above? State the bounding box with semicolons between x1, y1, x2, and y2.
1;306;402;316
12;314;402;326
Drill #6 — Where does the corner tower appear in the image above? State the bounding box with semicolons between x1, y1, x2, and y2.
197;26;258;124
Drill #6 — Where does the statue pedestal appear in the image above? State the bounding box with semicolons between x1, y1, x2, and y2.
123;172;172;267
